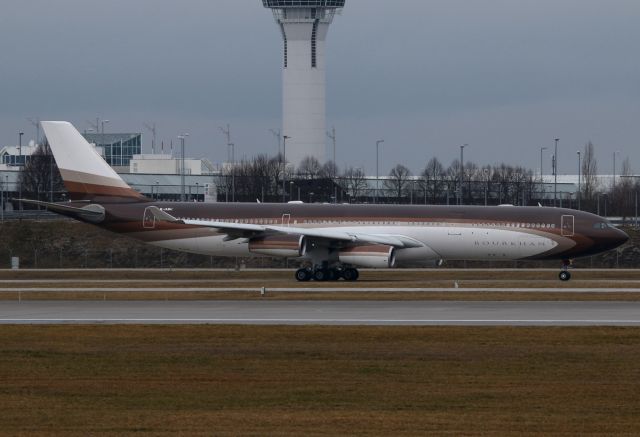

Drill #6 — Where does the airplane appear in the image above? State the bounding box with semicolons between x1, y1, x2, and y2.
19;121;629;282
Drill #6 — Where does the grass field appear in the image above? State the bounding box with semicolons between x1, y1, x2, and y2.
1;325;639;435
1;269;640;301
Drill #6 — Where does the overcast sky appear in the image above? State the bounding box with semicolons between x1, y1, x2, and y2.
1;0;638;175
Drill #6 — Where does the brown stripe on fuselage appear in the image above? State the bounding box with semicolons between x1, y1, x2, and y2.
87;202;614;260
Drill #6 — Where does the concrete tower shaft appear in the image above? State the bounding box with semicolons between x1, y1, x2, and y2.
263;0;345;167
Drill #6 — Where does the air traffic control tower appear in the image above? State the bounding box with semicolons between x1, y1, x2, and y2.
262;0;345;166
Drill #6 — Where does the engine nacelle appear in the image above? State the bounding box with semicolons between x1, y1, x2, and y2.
338;244;396;269
248;235;306;257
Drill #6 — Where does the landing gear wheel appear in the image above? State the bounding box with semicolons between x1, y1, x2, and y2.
559;271;571;282
313;269;329;282
328;269;340;281
295;268;312;282
342;268;360;282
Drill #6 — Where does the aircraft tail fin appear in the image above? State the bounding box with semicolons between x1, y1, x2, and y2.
41;121;148;203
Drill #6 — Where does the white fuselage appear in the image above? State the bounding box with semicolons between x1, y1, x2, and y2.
152;223;562;265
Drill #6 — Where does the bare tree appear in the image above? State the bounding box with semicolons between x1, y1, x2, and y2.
444;160;461;204
341;167;368;202
297;156;322;179
320;160;339;179
18;141;65;203
419;157;445;204
384;164;412;202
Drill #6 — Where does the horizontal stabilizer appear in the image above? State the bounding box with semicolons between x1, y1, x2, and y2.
16;199;105;223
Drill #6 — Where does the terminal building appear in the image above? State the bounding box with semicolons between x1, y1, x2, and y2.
0;143;38;167
82;132;142;170
0;133;220;209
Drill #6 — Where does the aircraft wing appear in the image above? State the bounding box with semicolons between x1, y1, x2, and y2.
146;206;422;249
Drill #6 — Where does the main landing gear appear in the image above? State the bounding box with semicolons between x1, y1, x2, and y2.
295;266;360;282
558;259;572;282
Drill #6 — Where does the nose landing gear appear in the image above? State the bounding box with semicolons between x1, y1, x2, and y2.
558;259;572;281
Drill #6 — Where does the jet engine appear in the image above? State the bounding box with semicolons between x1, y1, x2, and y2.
248;235;307;257
338;244;396;268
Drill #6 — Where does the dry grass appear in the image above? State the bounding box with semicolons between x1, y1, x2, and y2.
1;325;639;435
1;269;640;301
3;291;640;302
2;269;640;282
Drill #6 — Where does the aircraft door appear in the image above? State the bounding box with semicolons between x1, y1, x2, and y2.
561;215;574;237
143;207;156;229
282;213;291;227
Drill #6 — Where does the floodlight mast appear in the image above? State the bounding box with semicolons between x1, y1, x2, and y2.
262;0;345;167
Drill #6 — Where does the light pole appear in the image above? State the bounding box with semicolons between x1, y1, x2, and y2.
101;120;109;135
459;144;467;205
18;132;24;208
621;176;640;229
484;168;489;206
553;138;559;207
576;150;581;210
178;133;189;202
49;143;54;202
327;127;337;165
540;147;547;206
375;140;384;204
228;143;236;202
613;150;620;189
4;175;8;218
18;132;24;164
155;180;159;201
282;135;290;203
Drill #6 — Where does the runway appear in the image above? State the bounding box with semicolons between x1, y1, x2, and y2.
1;300;640;325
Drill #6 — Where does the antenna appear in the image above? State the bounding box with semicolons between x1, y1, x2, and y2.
144;122;157;154
86;118;100;133
219;124;231;161
27;118;41;145
326;126;336;163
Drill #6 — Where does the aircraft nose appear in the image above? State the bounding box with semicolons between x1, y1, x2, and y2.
615;228;630;248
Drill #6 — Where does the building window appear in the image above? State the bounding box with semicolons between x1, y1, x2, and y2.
280;23;288;68
311;19;319;68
